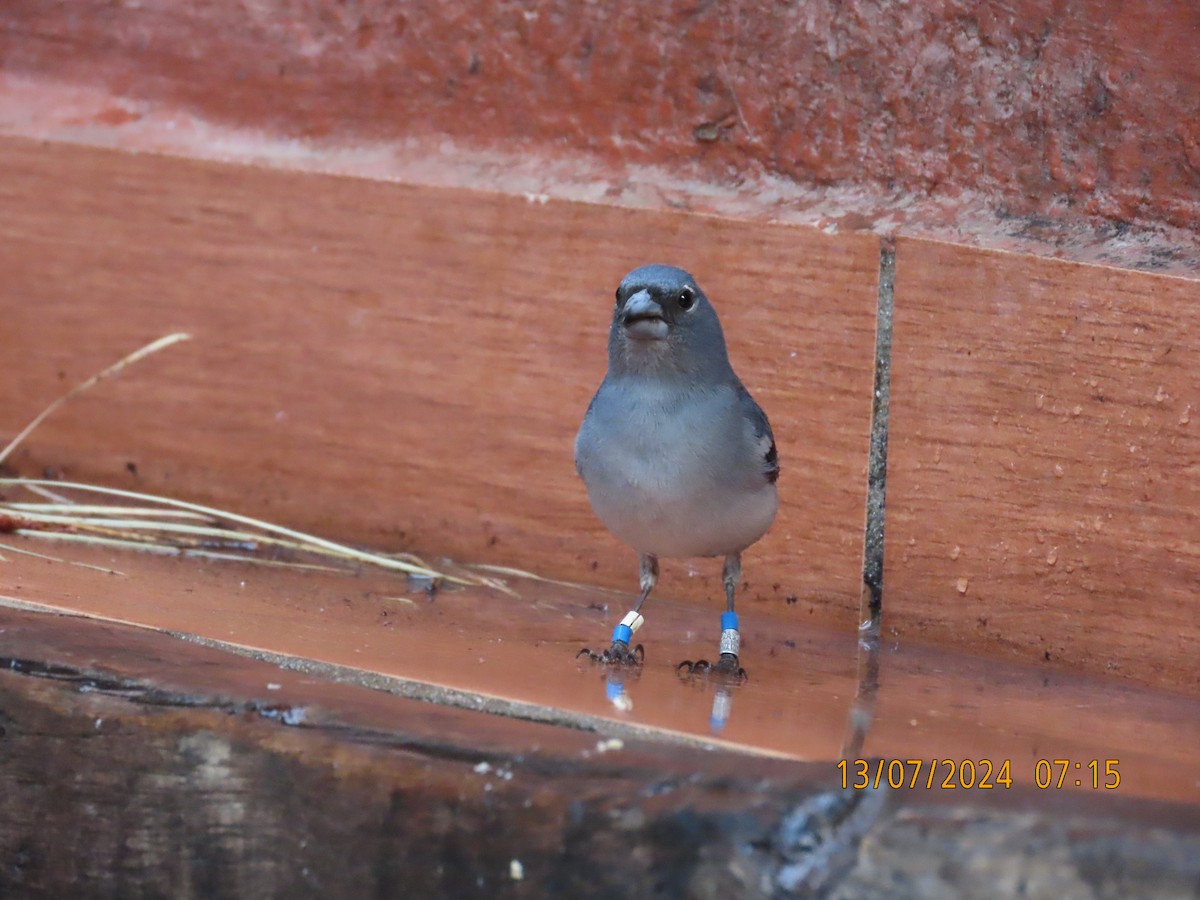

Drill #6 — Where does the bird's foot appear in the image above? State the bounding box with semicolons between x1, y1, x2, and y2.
577;640;645;667
675;652;748;683
577;610;646;667
676;612;747;682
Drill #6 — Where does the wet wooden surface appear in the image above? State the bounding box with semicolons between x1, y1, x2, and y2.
0;606;860;898
2;603;1200;898
0;135;878;630
2;133;1199;699
3;9;1200;890
1;537;1197;806
885;237;1200;691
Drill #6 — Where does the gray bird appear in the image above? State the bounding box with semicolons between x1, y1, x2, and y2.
575;264;779;678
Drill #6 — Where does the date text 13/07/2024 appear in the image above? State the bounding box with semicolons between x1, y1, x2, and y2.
838;759;1122;791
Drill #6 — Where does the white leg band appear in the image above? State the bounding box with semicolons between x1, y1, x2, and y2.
719;628;740;657
620;611;645;633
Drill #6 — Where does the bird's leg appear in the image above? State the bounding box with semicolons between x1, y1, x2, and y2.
633;553;658;612
722;551;740;613
714;552;746;675
577;554;657;666
675;552;747;682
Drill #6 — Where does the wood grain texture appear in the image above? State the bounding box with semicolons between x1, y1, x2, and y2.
0;608;854;899
0;539;857;761
0;136;879;625
885;237;1200;690
5;540;1199;801
7;609;1198;897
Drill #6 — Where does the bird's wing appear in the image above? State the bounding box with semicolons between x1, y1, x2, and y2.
735;382;779;484
574;384;605;478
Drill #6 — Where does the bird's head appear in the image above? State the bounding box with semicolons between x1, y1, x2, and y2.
607;264;732;379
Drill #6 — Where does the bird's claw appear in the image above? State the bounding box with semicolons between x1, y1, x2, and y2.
675;653;747;683
577;641;645;667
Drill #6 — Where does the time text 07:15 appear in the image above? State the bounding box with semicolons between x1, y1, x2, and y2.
838;759;1121;790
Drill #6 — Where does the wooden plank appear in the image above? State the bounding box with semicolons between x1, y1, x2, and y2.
885;237;1200;690
0;607;860;898
0;136;879;624
6;608;1198;897
3;537;1198;803
0;537;862;763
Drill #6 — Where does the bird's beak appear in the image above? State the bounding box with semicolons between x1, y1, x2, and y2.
621;290;668;341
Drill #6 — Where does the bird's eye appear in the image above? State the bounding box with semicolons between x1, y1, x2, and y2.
614;288;622;305
678;287;696;310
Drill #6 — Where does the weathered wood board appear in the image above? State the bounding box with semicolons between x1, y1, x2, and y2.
885;237;1200;690
2;606;1199;897
3;538;1198;801
0;136;879;627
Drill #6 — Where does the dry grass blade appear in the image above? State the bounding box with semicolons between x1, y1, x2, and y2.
181;550;347;572
0;333;192;466
3;503;216;521
466;562;625;595
18;531;343;572
11;510;309;551
0;538;126;575
0;331;514;595
20;484;76;504
0;479;489;588
12;519;250;552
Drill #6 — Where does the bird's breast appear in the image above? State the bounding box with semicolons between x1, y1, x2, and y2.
575;381;778;558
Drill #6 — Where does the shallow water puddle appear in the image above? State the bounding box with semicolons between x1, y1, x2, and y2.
0;535;1196;805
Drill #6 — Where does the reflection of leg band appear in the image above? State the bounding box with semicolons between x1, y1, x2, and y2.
612;610;645;646
719;611;740;657
709;689;732;732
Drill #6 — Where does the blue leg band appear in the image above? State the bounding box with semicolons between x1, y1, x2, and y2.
719;612;741;657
